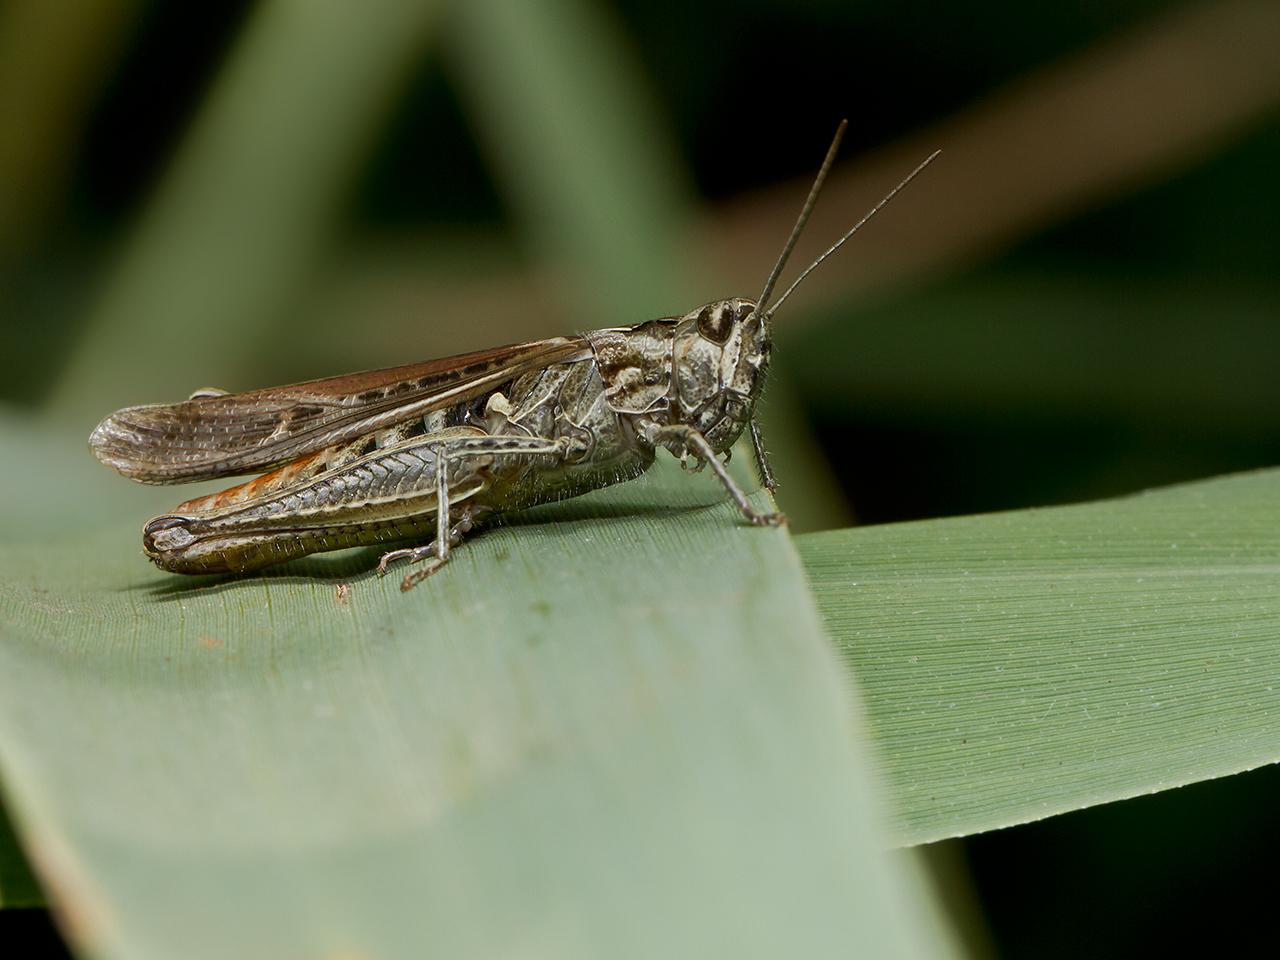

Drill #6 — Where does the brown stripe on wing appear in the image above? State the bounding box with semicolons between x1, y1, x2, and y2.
90;336;590;483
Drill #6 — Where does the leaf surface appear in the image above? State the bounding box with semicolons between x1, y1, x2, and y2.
0;416;954;957
799;469;1280;843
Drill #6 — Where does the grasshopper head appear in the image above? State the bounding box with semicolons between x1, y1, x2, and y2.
664;125;938;460
670;296;770;454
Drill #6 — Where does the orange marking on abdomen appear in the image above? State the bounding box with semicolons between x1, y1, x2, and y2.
177;450;327;513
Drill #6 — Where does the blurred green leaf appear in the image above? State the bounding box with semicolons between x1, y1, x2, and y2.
754;363;856;533
798;468;1280;843
0;787;41;907
444;0;696;326
49;0;441;426
793;269;1280;426
0;428;956;956
0;0;140;259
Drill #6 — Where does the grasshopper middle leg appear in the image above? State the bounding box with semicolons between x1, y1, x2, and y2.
377;433;573;590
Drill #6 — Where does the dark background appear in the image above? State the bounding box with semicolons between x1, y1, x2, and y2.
2;1;1277;955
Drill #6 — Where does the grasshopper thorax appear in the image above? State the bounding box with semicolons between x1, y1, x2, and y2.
670;297;770;454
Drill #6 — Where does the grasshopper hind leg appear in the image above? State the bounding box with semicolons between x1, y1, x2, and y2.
377;507;478;591
377;510;475;591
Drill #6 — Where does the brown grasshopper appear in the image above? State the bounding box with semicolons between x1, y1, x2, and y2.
90;122;937;590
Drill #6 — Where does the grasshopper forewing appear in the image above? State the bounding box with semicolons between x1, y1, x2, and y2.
91;337;591;483
90;122;938;590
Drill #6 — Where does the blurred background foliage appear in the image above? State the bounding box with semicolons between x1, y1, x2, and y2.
1;0;1278;956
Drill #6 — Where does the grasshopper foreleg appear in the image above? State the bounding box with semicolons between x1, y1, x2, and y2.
646;423;786;527
748;419;778;493
377;433;574;590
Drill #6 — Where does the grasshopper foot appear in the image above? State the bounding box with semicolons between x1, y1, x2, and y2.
376;510;475;589
746;509;787;527
376;544;452;591
400;556;449;591
376;544;437;575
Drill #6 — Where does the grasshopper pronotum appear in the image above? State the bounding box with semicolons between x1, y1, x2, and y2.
90;122;937;590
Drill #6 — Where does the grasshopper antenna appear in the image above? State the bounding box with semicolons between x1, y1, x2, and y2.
753;119;849;317
762;146;942;322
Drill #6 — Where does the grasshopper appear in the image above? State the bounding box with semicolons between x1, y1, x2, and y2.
90;122;937;590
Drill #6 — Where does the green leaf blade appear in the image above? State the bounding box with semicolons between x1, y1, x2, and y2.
0;451;955;958
799;469;1280;844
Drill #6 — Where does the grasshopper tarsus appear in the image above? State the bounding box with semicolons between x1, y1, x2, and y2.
91;125;938;589
400;557;449;592
378;508;475;583
377;546;430;576
380;543;450;591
